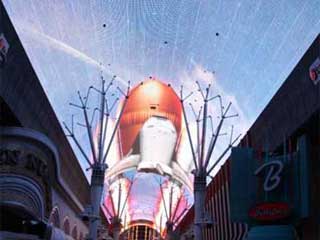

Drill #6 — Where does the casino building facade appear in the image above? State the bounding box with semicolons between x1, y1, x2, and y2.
0;3;110;239
177;34;320;240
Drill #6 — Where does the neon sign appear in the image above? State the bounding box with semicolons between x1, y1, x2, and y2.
249;202;290;221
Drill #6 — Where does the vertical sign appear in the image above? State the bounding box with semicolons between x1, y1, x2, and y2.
309;57;320;85
0;33;9;68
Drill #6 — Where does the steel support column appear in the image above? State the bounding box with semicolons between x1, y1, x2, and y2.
165;222;174;240
193;173;206;240
111;217;122;240
88;164;107;240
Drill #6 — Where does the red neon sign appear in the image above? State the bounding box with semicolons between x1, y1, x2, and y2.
249;202;291;221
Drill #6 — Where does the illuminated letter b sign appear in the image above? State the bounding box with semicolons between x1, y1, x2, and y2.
254;160;284;192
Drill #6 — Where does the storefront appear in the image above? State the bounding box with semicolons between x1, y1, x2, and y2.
230;135;309;240
230;34;320;239
177;34;319;239
0;2;104;239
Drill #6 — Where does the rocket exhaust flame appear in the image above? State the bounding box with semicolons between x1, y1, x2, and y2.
154;179;190;238
104;176;133;233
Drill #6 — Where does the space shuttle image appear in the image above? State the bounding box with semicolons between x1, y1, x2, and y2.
106;79;193;191
139;115;177;175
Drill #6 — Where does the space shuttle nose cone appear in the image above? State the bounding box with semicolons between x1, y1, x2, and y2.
119;79;182;157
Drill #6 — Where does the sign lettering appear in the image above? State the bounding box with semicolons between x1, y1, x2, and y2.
254;160;284;192
249;202;290;221
0;149;48;177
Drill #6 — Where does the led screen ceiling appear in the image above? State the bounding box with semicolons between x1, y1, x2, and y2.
3;0;319;231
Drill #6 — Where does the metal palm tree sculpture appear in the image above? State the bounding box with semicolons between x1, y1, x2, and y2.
179;82;241;240
63;76;130;240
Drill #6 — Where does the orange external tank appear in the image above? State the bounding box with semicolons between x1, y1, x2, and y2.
118;79;182;157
